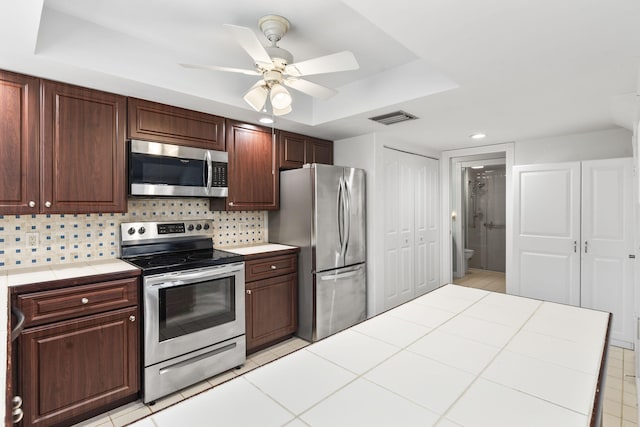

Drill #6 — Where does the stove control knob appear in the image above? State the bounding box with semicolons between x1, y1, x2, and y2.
204;223;210;230
127;227;136;235
138;227;146;235
187;224;195;231
196;224;202;231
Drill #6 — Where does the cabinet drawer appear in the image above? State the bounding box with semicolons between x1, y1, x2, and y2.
17;277;138;327
245;254;297;282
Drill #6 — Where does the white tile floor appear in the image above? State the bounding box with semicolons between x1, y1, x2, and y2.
456;269;639;427
73;274;638;427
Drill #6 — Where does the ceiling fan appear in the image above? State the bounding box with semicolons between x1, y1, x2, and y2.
181;15;359;116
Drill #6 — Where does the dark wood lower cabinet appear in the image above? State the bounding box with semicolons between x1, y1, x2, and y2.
17;298;139;427
246;273;298;352
244;251;299;353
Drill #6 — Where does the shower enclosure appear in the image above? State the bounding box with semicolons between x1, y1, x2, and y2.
464;165;506;272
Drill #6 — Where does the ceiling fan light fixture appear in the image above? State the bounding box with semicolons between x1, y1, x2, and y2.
270;83;292;109
243;84;269;111
272;104;292;116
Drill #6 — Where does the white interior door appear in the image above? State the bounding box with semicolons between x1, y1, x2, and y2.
513;163;581;305
581;158;634;347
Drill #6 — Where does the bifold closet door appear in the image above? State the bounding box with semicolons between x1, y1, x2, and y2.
512;162;581;306
414;157;440;296
383;149;439;310
383;148;415;308
580;158;634;347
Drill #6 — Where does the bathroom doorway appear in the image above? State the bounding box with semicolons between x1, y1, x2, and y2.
463;164;506;273
439;142;514;287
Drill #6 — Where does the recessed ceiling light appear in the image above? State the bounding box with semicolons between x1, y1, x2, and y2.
470;133;486;139
471;166;484;169
259;117;274;124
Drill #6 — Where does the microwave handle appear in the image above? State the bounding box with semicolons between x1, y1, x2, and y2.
204;151;213;193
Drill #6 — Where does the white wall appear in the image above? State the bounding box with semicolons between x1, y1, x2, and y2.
515;127;632;165
334;133;439;316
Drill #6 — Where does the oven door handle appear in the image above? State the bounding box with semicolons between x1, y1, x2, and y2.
149;265;243;288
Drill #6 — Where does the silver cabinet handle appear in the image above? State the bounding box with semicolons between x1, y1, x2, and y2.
12;407;23;424
246;290;252;295
12;396;22;409
81;297;89;304
44;201;52;208
270;265;277;270
129;315;136;322
28;201;35;208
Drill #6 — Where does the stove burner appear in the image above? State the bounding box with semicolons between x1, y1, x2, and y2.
147;256;188;266
123;247;243;275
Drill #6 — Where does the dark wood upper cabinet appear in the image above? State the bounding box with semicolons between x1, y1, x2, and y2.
225;120;278;211
40;81;127;213
0;70;40;214
127;98;225;150
278;130;333;169
307;137;333;165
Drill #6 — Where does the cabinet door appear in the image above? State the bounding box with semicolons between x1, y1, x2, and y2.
226;120;278;210
278;131;306;169
581;158;634;347
245;273;297;353
306;138;333;165
41;81;126;213
0;71;39;214
20;307;139;427
127;98;225;150
512;163;581;305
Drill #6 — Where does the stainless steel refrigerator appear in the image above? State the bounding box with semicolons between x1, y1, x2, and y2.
269;164;366;342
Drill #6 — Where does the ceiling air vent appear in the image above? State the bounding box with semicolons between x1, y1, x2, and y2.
368;111;418;125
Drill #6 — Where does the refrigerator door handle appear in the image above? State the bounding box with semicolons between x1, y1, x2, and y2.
320;270;360;281
337;176;344;249
339;177;348;260
344;178;351;255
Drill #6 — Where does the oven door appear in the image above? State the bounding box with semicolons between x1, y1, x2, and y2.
144;262;245;367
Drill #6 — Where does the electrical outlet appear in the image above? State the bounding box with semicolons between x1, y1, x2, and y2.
26;232;39;248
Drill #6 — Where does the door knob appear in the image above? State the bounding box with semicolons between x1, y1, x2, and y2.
129;315;136;322
229;202;234;206
44;201;52;208
28;201;35;208
81;297;89;304
246;290;252;295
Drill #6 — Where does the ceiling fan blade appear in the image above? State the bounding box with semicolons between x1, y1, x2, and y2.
284;78;337;100
180;63;261;76
224;24;273;68
243;81;269;111
285;51;359;77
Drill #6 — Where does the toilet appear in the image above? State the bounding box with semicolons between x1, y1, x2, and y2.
463;248;475;273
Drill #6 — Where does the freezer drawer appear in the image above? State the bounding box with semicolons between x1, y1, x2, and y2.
314;264;366;341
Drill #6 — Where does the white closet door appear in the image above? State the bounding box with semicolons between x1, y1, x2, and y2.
513;163;581;305
383;149;414;308
415;156;440;295
581;158;634;347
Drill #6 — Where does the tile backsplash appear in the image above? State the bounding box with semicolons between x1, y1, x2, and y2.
0;198;266;269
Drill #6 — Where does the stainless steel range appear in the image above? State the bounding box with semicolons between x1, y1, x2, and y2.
120;219;246;403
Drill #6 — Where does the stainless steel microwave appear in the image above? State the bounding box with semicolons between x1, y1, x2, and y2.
128;140;228;198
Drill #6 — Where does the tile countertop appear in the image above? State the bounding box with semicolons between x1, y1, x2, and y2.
223;243;299;256
129;284;610;427
3;259;140;287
